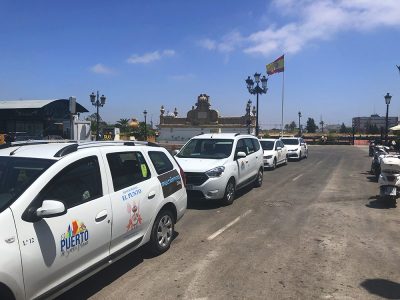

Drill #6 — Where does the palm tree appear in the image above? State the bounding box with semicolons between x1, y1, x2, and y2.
116;118;130;133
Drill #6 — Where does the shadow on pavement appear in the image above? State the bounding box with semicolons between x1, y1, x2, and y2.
187;185;252;210
361;279;400;299
366;196;397;209
57;231;179;299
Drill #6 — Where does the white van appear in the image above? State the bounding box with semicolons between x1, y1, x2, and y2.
175;133;264;205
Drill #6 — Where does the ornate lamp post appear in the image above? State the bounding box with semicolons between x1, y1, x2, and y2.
298;111;302;136
143;109;148;141
245;73;268;136
90;91;106;141
320;120;324;133
384;92;392;144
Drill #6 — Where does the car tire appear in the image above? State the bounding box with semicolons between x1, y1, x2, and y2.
148;209;175;256
254;168;263;188
0;284;15;300
222;178;236;205
298;151;302;161
284;155;288;165
272;158;277;170
305;150;308;159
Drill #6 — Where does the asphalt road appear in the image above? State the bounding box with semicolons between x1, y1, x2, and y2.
59;145;400;300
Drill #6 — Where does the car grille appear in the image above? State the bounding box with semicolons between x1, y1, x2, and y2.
387;175;396;182
185;172;208;186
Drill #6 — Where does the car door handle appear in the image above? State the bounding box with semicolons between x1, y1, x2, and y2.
148;191;156;199
95;210;108;222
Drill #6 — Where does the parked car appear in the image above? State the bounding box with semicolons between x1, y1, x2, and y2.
0;141;187;300
280;137;308;160
259;138;288;169
174;133;264;205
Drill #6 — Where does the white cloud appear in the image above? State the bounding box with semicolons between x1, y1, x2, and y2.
126;49;175;64
90;63;115;75
200;0;400;56
169;73;196;80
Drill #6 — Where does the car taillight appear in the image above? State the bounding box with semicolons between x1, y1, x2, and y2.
179;166;186;187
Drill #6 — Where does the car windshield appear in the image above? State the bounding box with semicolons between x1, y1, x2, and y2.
177;139;234;159
281;138;299;145
0;157;55;213
260;141;275;150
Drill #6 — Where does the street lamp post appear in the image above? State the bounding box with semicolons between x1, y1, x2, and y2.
245;73;268;137
298;111;302;136
143;109;148;141
246;100;252;134
384;92;392;144
90;91;106;141
320;120;324;133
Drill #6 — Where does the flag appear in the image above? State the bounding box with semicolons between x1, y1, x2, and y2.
397;65;400;74
267;55;284;75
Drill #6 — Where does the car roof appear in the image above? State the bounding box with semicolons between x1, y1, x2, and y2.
280;137;300;140
192;133;256;139
0;141;164;160
259;138;278;142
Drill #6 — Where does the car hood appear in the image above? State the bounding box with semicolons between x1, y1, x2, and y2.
285;144;299;150
175;157;229;172
263;150;275;156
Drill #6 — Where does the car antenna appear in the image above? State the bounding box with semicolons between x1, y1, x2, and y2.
9;140;32;156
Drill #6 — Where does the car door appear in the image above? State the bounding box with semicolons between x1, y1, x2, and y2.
244;138;258;179
274;141;281;163
234;139;251;185
279;141;288;161
12;153;112;299
104;150;160;255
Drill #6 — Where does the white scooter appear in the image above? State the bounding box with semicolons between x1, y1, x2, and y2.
379;154;400;206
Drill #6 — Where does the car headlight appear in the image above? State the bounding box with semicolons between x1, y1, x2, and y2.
205;166;225;177
264;155;273;159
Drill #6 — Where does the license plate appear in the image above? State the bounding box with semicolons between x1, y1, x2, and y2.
186;184;193;190
385;186;397;195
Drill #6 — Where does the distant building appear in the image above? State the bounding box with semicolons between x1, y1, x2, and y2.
0;99;89;138
158;94;255;142
352;114;398;133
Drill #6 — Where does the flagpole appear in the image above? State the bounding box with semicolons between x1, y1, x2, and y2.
280;66;285;137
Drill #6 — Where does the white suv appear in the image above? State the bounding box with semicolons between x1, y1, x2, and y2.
175;133;264;205
280;137;308;160
0;141;187;300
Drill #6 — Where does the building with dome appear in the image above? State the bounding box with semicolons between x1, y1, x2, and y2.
158;94;255;142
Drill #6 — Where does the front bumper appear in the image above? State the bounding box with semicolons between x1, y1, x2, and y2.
287;150;300;158
263;157;274;168
186;175;228;200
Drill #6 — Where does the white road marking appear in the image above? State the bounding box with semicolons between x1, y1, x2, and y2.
292;174;303;181
207;209;252;241
316;160;323;165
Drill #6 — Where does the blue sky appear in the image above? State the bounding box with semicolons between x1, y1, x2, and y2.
1;0;400;128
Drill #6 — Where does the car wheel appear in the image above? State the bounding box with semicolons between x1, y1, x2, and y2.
284;155;288;165
272;158;277;170
298;151;302;161
222;178;236;205
305;150;308;159
254;168;263;187
148;209;175;256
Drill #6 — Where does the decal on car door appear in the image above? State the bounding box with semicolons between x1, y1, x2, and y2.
157;169;182;198
60;220;89;256
126;203;142;231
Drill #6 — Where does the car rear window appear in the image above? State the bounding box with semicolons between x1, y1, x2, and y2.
148;151;174;175
107;151;151;191
281;138;299;145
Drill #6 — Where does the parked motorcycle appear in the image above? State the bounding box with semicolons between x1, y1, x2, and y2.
370;146;389;180
378;154;400;206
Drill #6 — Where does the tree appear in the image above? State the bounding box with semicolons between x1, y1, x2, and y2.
115;118;130;133
366;123;380;134
85;113;107;133
289;121;296;132
284;124;290;131
306;118;318;133
339;123;348;133
130;122;156;141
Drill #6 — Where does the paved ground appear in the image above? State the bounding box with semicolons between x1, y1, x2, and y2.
59;146;400;300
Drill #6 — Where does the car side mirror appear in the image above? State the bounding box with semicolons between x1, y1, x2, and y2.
236;151;247;159
36;200;66;218
276;147;282;151
172;149;180;156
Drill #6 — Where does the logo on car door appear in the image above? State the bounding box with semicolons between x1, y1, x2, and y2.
60;220;89;256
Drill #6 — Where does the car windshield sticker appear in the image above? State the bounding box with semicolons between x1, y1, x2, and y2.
141;164;148;178
122;186;142;201
157;169;182;198
61;220;89;256
126;203;142;231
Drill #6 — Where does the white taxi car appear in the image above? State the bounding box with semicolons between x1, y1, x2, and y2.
0;141;187;300
175;133;264;205
259;138;288;169
280;137;308;160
